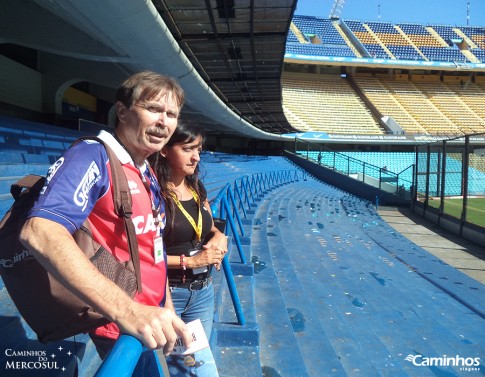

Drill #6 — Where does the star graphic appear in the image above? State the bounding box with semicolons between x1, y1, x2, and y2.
67;351;72;356
58;346;63;352
51;353;56;359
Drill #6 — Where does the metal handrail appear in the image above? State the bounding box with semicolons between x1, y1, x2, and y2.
295;146;414;192
94;335;164;377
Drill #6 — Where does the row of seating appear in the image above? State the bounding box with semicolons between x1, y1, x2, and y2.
0;116;87;216
287;30;300;43
365;43;391;59
460;26;485;49
430;24;462;44
0;118;279;218
387;45;423;60
353;74;485;135
282;73;383;134
285;42;355;57
413;81;484;133
365;21;398;34
420;46;470;62
416;153;485;196
251;174;485;376
397;23;433;36
291;16;347;45
369;32;410;46
281;71;485;136
289;15;485;63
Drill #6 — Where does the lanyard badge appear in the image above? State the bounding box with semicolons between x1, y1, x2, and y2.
171;186;203;242
153;236;165;264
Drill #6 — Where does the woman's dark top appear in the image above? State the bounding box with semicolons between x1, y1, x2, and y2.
165;182;213;284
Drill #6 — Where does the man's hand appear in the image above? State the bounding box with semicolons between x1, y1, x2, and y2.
116;303;193;355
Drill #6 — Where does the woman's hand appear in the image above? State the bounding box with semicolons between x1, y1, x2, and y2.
203;231;228;271
188;244;224;269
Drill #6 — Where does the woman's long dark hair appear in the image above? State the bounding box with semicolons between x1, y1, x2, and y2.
148;121;206;226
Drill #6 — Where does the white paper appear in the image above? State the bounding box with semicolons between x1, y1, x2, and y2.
171;319;209;355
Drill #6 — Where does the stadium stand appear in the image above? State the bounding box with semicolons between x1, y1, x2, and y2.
0;116;87;215
352;73;427;134
1;3;485;376
352;73;485;135
286;27;301;43
397;23;443;48
344;19;392;58
282;72;383;134
460;26;485;49
358;21;424;60
412;79;485;133
289;15;485;64
300;149;485;197
430;24;463;45
284;16;484;137
285;42;356;57
289;16;356;57
396;23;470;62
251;175;484;376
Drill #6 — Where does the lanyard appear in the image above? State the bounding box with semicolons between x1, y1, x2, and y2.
171;186;202;241
136;164;160;227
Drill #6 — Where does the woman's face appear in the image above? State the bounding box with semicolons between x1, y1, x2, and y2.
163;135;203;178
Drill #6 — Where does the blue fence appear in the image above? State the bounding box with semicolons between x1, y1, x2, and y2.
414;133;485;232
295;145;414;196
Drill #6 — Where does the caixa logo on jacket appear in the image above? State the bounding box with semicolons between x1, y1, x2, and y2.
0;249;34;268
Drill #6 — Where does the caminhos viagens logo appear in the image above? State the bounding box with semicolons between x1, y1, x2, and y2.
0;248;34;268
405;354;481;372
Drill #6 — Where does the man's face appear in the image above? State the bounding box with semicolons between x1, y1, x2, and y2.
117;90;180;163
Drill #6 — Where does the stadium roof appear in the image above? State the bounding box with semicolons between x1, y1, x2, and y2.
0;0;298;139
153;0;298;135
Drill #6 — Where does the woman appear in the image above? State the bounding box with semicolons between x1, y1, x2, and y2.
149;122;227;339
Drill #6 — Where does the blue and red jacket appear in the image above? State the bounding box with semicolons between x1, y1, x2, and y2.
28;131;167;339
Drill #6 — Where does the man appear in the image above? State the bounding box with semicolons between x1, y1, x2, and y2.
19;71;192;360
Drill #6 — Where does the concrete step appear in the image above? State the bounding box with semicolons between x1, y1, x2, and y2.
250;189;310;376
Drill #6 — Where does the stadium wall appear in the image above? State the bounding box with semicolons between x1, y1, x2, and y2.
0;55;42;112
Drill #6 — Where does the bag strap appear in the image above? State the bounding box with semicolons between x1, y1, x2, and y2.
74;136;142;294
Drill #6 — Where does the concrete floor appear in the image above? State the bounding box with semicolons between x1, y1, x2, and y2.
378;206;485;285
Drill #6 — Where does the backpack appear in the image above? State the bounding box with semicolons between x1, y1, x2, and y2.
0;137;142;343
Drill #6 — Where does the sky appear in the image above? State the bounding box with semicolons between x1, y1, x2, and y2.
294;0;485;27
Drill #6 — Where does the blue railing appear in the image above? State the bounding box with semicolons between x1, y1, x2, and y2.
96;169;302;376
295;146;414;195
95;335;146;377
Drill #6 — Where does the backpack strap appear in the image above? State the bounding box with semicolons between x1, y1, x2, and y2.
73;136;142;294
